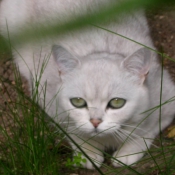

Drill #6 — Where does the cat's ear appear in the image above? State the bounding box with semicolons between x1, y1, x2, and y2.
121;48;152;84
52;45;79;75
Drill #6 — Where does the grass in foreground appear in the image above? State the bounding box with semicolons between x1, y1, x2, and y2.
0;58;175;175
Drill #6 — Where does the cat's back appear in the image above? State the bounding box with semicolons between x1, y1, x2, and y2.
33;0;153;56
0;0;113;29
0;0;154;57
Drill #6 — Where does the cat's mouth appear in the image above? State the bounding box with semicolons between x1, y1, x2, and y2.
87;128;101;137
93;128;99;134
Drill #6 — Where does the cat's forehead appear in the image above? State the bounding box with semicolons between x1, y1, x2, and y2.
83;58;119;77
64;55;135;100
81;65;128;100
81;52;123;75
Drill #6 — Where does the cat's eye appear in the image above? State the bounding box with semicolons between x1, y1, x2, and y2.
107;98;126;109
70;98;87;108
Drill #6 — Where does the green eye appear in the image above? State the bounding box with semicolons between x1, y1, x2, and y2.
107;98;126;109
70;98;87;108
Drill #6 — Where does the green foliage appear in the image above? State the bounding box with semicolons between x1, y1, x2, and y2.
65;152;87;169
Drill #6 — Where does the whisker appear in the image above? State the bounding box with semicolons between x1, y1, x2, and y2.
113;131;125;143
110;122;147;133
117;130;146;150
120;123;147;133
120;128;142;139
119;128;158;148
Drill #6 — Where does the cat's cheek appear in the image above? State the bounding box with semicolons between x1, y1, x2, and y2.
106;110;129;125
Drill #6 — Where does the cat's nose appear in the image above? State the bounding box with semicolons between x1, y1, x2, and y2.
90;118;102;128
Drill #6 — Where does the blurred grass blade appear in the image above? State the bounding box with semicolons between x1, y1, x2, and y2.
0;0;174;50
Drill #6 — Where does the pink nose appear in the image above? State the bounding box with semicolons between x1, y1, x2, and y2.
90;119;102;128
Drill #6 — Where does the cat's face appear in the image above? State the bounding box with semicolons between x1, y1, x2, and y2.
53;46;151;138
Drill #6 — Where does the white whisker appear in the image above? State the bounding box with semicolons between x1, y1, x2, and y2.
110;122;147;133
119;128;157;148
113;130;127;143
117;129;145;150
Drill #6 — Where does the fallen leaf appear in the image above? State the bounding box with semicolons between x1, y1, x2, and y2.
167;125;175;138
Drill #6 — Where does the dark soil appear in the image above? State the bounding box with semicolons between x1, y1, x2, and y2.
147;7;175;81
0;7;175;175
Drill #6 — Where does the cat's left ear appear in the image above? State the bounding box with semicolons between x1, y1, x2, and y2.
52;45;80;76
121;48;153;84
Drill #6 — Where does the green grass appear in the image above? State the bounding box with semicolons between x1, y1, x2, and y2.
0;65;70;175
0;47;175;175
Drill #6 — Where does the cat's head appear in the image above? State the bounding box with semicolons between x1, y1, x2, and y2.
52;45;152;138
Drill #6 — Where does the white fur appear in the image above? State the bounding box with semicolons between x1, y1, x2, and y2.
0;0;175;169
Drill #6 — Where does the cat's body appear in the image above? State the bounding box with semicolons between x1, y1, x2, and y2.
0;0;175;169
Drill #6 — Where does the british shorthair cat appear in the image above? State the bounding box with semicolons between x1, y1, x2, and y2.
0;0;175;169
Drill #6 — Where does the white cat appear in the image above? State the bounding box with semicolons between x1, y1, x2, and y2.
0;0;175;169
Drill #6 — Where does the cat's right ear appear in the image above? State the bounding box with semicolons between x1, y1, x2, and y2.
52;45;79;76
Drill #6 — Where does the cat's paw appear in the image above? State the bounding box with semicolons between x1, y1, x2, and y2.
73;152;104;169
112;149;144;167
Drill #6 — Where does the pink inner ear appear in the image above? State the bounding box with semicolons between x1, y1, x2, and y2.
58;70;61;76
140;65;150;77
137;63;150;84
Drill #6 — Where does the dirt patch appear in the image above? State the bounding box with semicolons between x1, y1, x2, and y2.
147;6;175;81
0;6;175;175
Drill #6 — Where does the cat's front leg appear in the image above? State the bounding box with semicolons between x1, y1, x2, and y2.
112;137;152;167
69;136;104;169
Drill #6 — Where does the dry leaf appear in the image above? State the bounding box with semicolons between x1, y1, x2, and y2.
167;125;175;138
